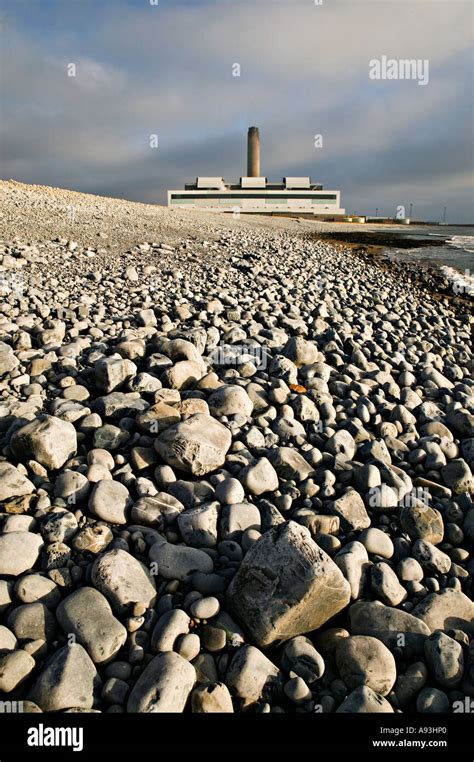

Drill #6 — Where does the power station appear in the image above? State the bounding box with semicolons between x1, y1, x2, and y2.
167;127;345;217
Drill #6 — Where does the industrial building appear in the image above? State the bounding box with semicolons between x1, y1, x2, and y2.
167;127;345;217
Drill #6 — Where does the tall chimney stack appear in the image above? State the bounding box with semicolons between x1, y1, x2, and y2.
247;126;260;177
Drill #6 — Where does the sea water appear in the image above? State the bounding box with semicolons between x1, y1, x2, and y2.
383;225;474;293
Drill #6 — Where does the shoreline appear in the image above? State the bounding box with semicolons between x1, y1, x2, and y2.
314;231;447;249
313;233;474;314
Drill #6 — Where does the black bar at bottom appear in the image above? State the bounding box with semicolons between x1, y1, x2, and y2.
0;713;472;760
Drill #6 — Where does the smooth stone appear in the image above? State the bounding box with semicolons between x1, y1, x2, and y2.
191;572;226;597
192;652;218;684
87;448;115;470
127;652;196;712
424;631;464;688
56;587;127;664
138;309;157;327
102;677;129;705
266;447;315;481
0;625;17;651
325;430;356;461
335;635;397;696
334;541;370;600
281;636;325;683
399;502;444;545
14;574;61;608
202;625;226;652
299;514;339;536
105;661;132;680
91;549;156;614
18;700;43;713
394;661;428;706
191;682;234;713
151;609;190;652
416;686;449;713
397;557;424;582
53;471;90;504
349;600;430;650
446;409;474;437
177;502;219;548
241;528;261;550
358;528;394;559
0;341;19;375
212;611;245;648
0;650;35;692
226;645;281;705
354;463;381;492
125;266;139;282
7;602;56;642
149;539;213;582
371;562;407;606
336;686;394;713
412;589;473;633
215;478;245;505
86;464;112;483
131;446;157;471
95;355;136;393
1;514;35;533
366;484;399;512
28;643;99;711
412;539;451;574
281;336;319;367
284;676;312;704
239;458;279;496
0;532;43;576
168;479;214;509
93;424;129;451
313;627;350;657
441;459;473;495
0;462;34;501
220;502;261;542
161;360;204;390
176;633;201;661
464;509;474;543
131;493;185;528
11;415;77;470
208;385;253;417
0;580;13;614
227;521;350;647
329;489;370;531
88;480;132;525
190;596;220;620
155;414;232;476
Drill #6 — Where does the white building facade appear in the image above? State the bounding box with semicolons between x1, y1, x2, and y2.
168;176;345;216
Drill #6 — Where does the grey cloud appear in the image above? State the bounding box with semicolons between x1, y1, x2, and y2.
1;0;473;220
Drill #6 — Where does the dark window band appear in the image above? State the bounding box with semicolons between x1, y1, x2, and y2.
170;193;337;200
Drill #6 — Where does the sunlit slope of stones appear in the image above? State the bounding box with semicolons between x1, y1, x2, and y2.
0;181;472;714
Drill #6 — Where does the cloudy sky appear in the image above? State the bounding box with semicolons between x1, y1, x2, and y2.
1;0;473;221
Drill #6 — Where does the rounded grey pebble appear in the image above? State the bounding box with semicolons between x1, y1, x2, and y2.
190;596;220;620
284;676;312;704
104;661;133;680
416;687;450;713
176;633;201;661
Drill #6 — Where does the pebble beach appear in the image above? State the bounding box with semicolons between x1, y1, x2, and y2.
0;179;473;715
